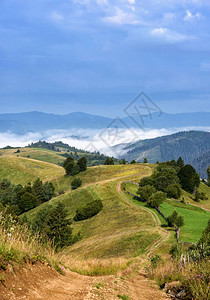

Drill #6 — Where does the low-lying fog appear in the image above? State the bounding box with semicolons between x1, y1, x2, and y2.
0;126;209;158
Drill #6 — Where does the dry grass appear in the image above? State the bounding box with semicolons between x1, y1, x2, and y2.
0;156;65;185
0;213;63;273
148;259;210;299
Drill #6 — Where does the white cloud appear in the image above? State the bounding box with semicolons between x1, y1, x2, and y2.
151;27;192;43
50;11;64;22
184;10;201;21
103;7;139;25
0;127;209;158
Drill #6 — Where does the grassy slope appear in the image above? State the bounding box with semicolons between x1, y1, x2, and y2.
0;147;66;165
26;164;161;260
124;182;210;243
182;182;210;210
0;156;65;185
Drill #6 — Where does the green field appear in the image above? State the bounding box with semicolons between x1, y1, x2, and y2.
124;182;210;243
0;156;65;185
0;147;66;165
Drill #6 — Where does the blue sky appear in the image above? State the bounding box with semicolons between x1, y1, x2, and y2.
0;0;210;116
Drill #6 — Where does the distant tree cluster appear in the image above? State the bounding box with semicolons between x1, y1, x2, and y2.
0;178;54;215
104;157;115;165
137;157;203;208
63;156;87;176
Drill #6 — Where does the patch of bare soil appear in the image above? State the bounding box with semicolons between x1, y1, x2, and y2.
0;263;169;300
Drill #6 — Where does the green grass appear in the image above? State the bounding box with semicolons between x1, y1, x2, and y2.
160;201;210;243
0;156;65;185
0;147;66;165
181;182;210;210
52;164;152;193
26;165;159;260
124;182;210;243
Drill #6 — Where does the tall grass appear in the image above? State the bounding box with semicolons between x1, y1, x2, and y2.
0;213;63;273
147;259;209;299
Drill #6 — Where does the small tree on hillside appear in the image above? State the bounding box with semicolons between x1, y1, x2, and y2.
178;164;200;193
137;185;156;202
143;158;148;163
77;156;87;172
44;202;72;250
148;191;166;208
104;157;114;165
32;178;45;204
130;160;136;164
168;210;184;242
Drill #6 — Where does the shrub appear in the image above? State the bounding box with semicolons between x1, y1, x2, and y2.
71;178;82;190
74;200;103;221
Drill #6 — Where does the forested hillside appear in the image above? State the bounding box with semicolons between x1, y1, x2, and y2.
120;131;210;177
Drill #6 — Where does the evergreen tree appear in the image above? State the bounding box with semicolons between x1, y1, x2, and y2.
65;160;75;176
19;192;37;213
177;156;184;168
44;202;72;249
32;178;45;204
77;156;87;172
178;164;200;193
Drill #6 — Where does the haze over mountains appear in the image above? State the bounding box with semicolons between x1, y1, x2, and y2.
0;111;210;134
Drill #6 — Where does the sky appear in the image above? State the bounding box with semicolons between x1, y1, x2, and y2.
0;0;210;117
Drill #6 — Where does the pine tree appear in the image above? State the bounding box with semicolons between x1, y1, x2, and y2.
44;202;72;249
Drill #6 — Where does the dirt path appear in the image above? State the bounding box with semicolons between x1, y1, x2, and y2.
0;264;169;300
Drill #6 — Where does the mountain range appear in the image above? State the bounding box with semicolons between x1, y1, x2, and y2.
0;111;210;133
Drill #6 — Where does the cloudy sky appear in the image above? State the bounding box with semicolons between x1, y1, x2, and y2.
0;0;210;116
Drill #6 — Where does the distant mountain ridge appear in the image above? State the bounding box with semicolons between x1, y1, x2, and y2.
118;131;210;178
0;111;210;133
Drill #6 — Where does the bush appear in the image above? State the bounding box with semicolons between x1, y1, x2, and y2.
71;178;82;190
74;200;103;221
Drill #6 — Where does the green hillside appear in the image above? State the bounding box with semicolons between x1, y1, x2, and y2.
25;164;160;262
0;156;65;185
0;147;66;165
